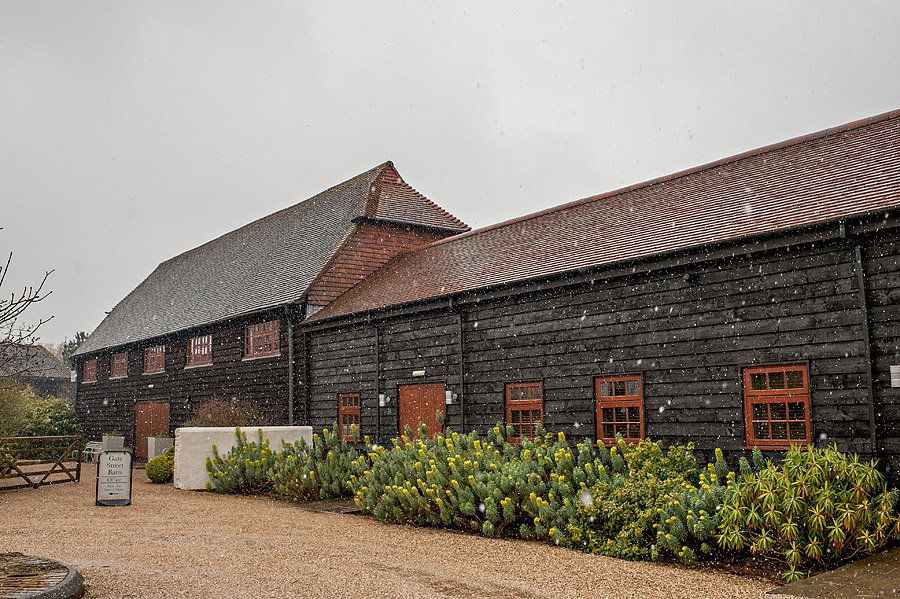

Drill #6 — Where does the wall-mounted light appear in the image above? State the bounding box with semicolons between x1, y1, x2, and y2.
379;393;389;407
445;390;453;405
412;369;426;377
891;365;900;388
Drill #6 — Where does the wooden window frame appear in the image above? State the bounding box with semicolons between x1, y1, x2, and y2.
186;335;212;367
505;381;543;443
595;374;644;445
338;393;361;441
110;352;128;379
743;364;811;449
244;320;280;358
82;358;97;383
143;345;165;374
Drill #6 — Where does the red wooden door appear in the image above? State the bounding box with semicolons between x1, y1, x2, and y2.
135;401;170;458
398;383;445;437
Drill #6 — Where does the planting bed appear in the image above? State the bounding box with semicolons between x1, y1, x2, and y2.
0;464;789;599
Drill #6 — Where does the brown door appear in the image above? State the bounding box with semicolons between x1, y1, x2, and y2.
135;401;170;458
398;383;446;437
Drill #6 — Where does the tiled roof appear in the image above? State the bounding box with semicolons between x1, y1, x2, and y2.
76;162;467;356
309;110;900;323
0;344;71;379
367;167;470;231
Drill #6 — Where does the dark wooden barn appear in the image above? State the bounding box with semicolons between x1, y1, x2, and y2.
302;111;900;484
72;162;468;457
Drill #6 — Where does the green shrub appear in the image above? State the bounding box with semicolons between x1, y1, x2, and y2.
270;425;367;501
19;395;82;437
653;448;733;563
350;425;572;536
563;437;700;560
349;423;704;563
0;382;30;436
718;444;900;582
206;428;277;494
146;446;175;483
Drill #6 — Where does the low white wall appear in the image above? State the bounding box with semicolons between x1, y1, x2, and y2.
173;426;313;491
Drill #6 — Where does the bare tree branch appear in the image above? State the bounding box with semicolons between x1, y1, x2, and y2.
0;246;54;381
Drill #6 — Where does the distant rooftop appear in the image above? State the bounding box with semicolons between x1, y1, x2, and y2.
0;344;71;379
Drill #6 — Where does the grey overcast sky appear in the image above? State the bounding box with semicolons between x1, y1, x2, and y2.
2;1;899;345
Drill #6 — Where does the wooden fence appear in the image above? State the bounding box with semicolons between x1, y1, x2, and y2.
0;435;83;491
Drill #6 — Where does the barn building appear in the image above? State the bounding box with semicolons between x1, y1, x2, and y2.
74;110;900;484
72;162;469;457
302;110;900;484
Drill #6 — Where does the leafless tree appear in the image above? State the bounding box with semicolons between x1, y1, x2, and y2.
0;245;54;382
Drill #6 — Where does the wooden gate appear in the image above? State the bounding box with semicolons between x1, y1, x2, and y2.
398;383;445;437
0;435;82;491
135;401;169;459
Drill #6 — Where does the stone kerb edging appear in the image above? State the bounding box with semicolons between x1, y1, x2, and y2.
173;426;313;491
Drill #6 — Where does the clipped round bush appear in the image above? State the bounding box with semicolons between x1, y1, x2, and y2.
146;450;174;483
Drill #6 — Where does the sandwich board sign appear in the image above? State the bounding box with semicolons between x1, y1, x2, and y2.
95;450;133;506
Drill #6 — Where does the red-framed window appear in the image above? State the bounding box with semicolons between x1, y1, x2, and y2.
339;393;361;441
82;358;97;383
244;320;279;358
595;375;643;445
143;345;165;374
186;335;212;367
743;364;811;448
110;352;127;379
506;382;543;442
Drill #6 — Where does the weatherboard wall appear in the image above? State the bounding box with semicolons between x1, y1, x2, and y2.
75;308;294;448
305;229;898;482
865;229;900;482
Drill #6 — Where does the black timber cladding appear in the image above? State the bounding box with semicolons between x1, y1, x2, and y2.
305;223;899;484
76;308;296;448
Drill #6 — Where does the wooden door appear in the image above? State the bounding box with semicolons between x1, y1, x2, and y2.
398;383;445;437
135;401;170;458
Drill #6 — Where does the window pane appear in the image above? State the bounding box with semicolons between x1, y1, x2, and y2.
754;422;770;440
626;380;639;396
602;423;615;438
510;410;521;424
786;371;804;389
752;403;768;421
600;382;612;396
771;421;788;440
614;406;627;422
789;422;807;440
627;424;640;439
602;407;614;423
614;381;626;396
750;373;767;390
627;406;640;422
788;402;805;421
768;372;786;389
770;403;787;421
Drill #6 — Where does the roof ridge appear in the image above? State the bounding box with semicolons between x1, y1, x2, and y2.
422;108;900;250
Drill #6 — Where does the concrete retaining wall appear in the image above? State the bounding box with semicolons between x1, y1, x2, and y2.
173;426;313;491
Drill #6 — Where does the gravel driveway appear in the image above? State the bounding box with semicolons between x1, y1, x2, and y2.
1;464;787;599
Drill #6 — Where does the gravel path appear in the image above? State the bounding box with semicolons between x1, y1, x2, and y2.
1;464;788;599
